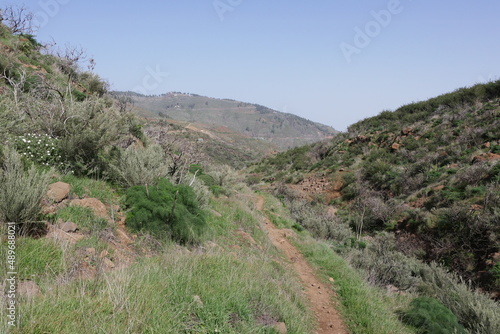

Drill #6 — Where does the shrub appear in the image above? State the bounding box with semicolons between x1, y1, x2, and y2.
109;145;169;187
401;297;467;334
0;148;51;228
12;133;63;168
418;263;500;334
124;178;206;244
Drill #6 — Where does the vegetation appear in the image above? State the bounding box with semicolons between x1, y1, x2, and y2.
124;178;206;244
0;148;51;229
401;297;467;334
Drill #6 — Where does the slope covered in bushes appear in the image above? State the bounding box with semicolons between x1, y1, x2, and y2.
249;81;500;333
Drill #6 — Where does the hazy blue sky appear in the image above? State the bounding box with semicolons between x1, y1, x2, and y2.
9;0;500;130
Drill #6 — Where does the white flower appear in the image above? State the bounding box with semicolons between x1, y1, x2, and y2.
22;138;26;142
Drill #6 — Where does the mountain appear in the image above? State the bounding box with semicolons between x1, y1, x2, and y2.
113;91;338;150
249;81;500;297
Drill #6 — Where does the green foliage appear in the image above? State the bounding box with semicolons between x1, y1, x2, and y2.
14;237;64;282
108;145;169;187
52;206;108;232
125;178;206;244
12;133;63;168
0;148;51;225
401;297;467;334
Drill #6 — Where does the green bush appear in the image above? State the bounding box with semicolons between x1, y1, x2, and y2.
124;178;206;244
109;145;169;187
402;297;467;334
0;148;51;227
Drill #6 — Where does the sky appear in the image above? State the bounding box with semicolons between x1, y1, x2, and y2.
6;0;500;131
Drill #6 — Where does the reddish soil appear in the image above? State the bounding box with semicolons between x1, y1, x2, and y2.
256;196;347;334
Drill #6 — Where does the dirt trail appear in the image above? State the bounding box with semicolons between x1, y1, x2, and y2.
256;196;347;334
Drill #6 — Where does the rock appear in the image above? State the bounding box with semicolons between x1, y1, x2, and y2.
59;221;79;233
18;281;41;298
86;248;96;255
101;257;115;271
329;277;335;282
210;209;222;217
391;143;401;150
70;198;109;220
402;128;413;135
472;153;500;163
273;322;287;334
193;295;203;307
234;230;256;246
483;142;491;148
99;250;109;258
46;228;85;244
46;182;70;203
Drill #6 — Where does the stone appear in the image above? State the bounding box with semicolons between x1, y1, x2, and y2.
391;143;401;150
46;228;85;244
101;257;115;271
273;322;287;334
70;198;109;220
18;281;41;298
193;295;203;307
99;250;109;258
59;221;79;233
46;182;70;203
86;248;96;255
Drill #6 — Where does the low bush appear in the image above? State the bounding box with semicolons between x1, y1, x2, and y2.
109;145;169;187
124;178;206;244
0;148;51;229
401;297;467;334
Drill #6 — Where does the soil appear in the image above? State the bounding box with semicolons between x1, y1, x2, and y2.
256;196;347;334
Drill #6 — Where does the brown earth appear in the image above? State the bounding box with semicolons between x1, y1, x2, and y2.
256;196;347;334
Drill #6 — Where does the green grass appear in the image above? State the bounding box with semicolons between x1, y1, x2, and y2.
8;246;314;333
60;174;117;204
1;237;64;283
295;239;415;334
51;206;109;232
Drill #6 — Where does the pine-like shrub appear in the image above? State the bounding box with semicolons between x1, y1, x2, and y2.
402;297;467;334
124;178;206;244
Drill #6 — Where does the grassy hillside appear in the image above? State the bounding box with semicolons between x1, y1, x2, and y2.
248;81;500;333
116;91;338;150
251;81;500;294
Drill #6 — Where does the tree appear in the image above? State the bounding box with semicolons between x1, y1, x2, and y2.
1;5;37;35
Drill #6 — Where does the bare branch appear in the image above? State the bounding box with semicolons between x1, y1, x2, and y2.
1;5;37;35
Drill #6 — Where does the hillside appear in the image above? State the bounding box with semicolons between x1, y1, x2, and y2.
1;9;499;334
115;91;338;150
249;81;500;297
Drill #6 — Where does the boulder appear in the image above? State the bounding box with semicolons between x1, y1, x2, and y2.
70;198;109;220
46;182;70;203
18;281;41;298
59;221;79;233
273;322;287;334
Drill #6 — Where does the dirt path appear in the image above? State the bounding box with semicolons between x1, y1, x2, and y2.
256;196;347;334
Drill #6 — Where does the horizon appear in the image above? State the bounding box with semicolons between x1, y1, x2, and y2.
10;0;500;131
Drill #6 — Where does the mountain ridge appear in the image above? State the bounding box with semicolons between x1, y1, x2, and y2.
113;91;338;150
